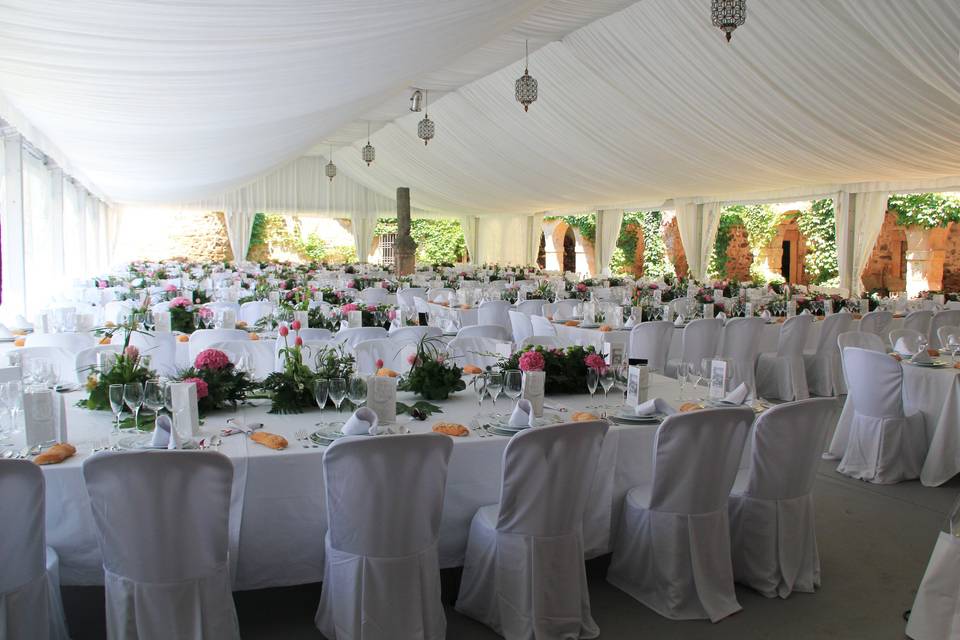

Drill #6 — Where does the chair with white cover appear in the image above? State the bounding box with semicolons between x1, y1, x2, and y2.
717;317;766;398
627;322;675;373
0;460;70;640
188;328;249;361
0;365;21;383
209;340;274;381
334;326;388;350
607;407;754;622
103;300;135;325
14;346;81;386
75;345;122;381
835;331;887;395
664;318;723;378
936;325;960;353
456;421;609;638
552;299;580;320
316;433;453;640
836;348;926;483
889;328;925;355
426;287;454;303
521;335;565;349
902;309;934;337
515;299;544;316
478;300;512;335
928;310;960;349
508;310;534;345
413;296;432;320
113;331;178;376
396;287;427;314
388;325;443;344
358;287;389;305
446;337;512;370
297;328;333;342
802;313;854;397
857;310;893;338
238;300;274;326
456;324;511;341
530;314;557;336
728;398;836;599
25;331;95;353
756;314;813;401
353;339;417;375
82;451;240;639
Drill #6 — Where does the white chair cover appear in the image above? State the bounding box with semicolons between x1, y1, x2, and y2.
103;300;135;325
756;314;813;401
359;287;389;304
0;365;21;383
0;460;70;640
456;421;609;639
906;532;960;640
835;331;887;395
478;300;512;335
353;338;417;375
552;299;580;320
14;346;80;386
718;317;765;399
627;321;674;373
25;332;94;354
857;310;893;337
334;327;389;350
207;340;273;381
803;313;854;397
388;325;443;344
456;324;511;341
903;310;934;336
837;348;926;484
889;328;925;355
82;451;240;640
237;300;274;326
446;337;512;370
396;287;427;314
188;329;249;361
936;325;960;352
297;328;333;342
74;344;121;382
520;335;564;349
529;315;557;337
426;287;454;303
508;311;534;345
316;433;453;640
515;300;544;316
928;310;960;349
607;407;754;622
664;318;723;378
728;398;836;598
114;331;178;376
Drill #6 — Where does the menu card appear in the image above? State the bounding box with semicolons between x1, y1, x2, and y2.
366;376;397;423
709;359;728;400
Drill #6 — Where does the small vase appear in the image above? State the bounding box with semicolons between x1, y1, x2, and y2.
521;371;546;417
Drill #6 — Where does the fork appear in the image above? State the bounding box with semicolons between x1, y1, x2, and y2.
295;430;310;448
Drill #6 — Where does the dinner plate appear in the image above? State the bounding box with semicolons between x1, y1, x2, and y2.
491;414;562;430
614;412;662;424
0;337;16;343
310;430;345;445
578;323;601;329
907;360;949;368
482;424;525;437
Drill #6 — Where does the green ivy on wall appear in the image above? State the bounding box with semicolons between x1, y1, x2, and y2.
795;198;838;285
888;193;960;229
708;213;744;278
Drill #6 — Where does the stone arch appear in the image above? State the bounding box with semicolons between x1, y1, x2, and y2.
762;213;808;284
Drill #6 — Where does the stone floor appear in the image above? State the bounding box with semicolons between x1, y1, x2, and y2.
62;459;959;639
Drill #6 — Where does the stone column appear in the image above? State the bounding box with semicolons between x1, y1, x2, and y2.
905;226;948;297
394;187;417;275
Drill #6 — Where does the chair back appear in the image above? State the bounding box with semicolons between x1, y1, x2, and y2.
857;310;893;337
297;328;333;342
936;325;960;352
477;300;512;333
388;326;443;344
649;407;753;514
75;345;122;379
189;329;249;360
842;347;906;419
323;433;452;557
552;299;580;320
426;287;453;303
103;300;135;324
742;398;835;500
680;318;723;368
521;335;564;349
627;321;674;372
516;300;544;316
837;331;886;355
496;421;609;537
82;451;234;583
446;337;512;369
719;317;765;391
775;314;813;356
14;346;79;385
207;340;270;380
115;331;178;376
508;310;534;344
902;310;934;336
396;288;427;313
353;338;417;375
238;300;275;326
456;324;511;341
334;327;388;349
929;310;960;349
359;287;389;304
530;315;557;336
0;365;21;383
889;328;925;354
0;460;46;594
813;313;854;356
25;332;94;354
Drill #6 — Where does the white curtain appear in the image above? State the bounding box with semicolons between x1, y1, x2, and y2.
223;210;255;262
350;212;377;263
594;209;623;275
700;201;723;280
852;192;890;293
528;213;545;266
22;153;52;317
474;215;529;265
834;192;853;293
461;215;479;264
673;199;701;280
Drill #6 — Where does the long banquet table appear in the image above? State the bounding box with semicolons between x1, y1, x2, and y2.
38;375;695;590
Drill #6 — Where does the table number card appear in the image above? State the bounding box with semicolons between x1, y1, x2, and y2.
744;302;754;317
494;342;513;359
860;298;870;314
703;303;714;319
653;288;662;304
293;310;309;328
268;291;280;304
168;382;200;437
24;389;56;448
154;311;172;333
348;310;363;328
786;301;797;317
934;294;946;306
824;299;833;315
709;359;728;401
366;375;397;423
713;288;723;301
625;364;649;408
663;305;673;322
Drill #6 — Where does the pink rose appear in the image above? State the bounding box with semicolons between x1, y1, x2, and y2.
279;282;286;290
576;283;587;292
387;310;397;321
380;281;388;288
198;307;214;319
375;358;384;369
164;284;177;293
584;353;607;372
366;304;377;312
124;345;139;361
169;296;191;308
407;354;419;366
184;377;209;400
194;348;230;371
341;303;359;313
519;350;545;372
346;281;356;289
97;280;108;289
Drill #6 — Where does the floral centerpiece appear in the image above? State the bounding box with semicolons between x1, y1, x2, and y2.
167;296;212;333
498;344;601;395
174;348;256;415
260;322;318;414
80;324;156;410
569;282;591;301
398;337;466;401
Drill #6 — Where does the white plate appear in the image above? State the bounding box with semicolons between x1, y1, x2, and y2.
907;360;948;368
491;414;562;430
578;323;601;329
615;413;662;424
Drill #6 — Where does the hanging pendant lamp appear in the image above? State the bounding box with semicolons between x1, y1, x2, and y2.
362;122;375;166
712;0;746;43
515;40;538;112
325;145;337;181
417;90;435;146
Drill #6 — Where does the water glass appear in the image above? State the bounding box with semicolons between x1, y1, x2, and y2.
474;373;487;414
328;378;347;415
109;384;125;432
486;372;503;415
143;380;165;426
347;376;367;409
600;368;615;415
314;379;329;423
586;368;599;408
677;362;689;400
503;370;523;403
123;382;144;432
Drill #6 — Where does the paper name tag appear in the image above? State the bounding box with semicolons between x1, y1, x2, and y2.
169;382;200;437
626;365;649;408
366;376;397;423
709;359;728;400
24;389;56;448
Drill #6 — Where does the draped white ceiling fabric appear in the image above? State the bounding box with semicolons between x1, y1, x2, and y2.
223;211;255;263
594;209;624;276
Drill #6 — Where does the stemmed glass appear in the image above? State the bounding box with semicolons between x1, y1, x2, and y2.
347;377;367;410
109;384;125;433
503;370;523;407
600;368;615;415
314;379;329;426
677;362;689;400
143;380;165;429
586;367;599;409
328;378;347;420
123;382;144;432
486;372;503;417
697;358;713;400
473;373;488;417
949;335;960;365
0;381;23;446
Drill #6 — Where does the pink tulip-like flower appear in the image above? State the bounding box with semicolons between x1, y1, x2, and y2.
366;304;377;313
295;336;303;347
346;281;356;289
387;310;397;321
169;296;191;308
341;303;359;313
648;284;659;290
703;295;713;303
194;348;230;371
519;350;546;372
407;354;419;366
375;358;384;369
184;377;209;399
164;284;177;293
124;345;139;361
198;307;214;319
291;320;301;331
380;281;388;288
278;282;286;290
576;283;588;292
97;280;108;289
278;325;289;337
584;353;607;372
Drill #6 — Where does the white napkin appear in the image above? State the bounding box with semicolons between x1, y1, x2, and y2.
839;306;850;314
13;315;32;331
509;399;535;428
150;414;181;449
624;317;636;328
760;310;772;322
716;311;727;321
673;314;685;327
634;397;677;417
893;338;915;357
800;309;811;315
721;382;749;405
342;407;379;435
0;323;13;339
910;350;934;364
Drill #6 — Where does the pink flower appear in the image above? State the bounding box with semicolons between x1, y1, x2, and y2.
387;309;397;321
278;325;289;337
346;281;356;289
703;295;713;303
375;358;384;369
295;336;303;347
407;354;419;366
169;296;191;308
648;284;659;290
97;280;108;289
194;348;230;371
576;283;588;292
279;282;286;290
124;345;139;361
184;377;209;399
291;320;301;331
366;304;377;313
584;353;607;372
519;351;545;372
164;284;177;293
380;281;389;288
341;303;359;313
198;307;214;319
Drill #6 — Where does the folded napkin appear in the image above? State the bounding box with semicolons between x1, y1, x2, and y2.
342;407;379;435
150;414;181;449
760;310;772;322
716;311;727;321
0;323;12;339
722;382;750;405
893;338;915;357
13;315;32;331
624;317;636;328
910;350;934;364
509;399;535;428
800;309;811;315
673;314;685;327
221;419;263;437
634;398;677;417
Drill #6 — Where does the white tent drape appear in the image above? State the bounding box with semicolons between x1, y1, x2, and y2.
223;210;255;262
700;201;723;282
594;209;624;276
849;192;890;293
527;213;545;267
461;215;479;264
350;212;377;263
673;199;701;280
474;215;529;266
834;192;854;293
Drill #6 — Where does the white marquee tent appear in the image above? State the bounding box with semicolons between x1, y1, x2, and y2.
1;0;960;314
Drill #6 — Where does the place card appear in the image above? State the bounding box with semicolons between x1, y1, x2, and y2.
494;342;513;359
709;359;728;401
268;291;280;304
348;310;363;328
24;389;56;448
521;371;545;417
703;303;714;319
653;288;662;303
625;364;649;408
824;299;833;315
168;382;200;437
154;311;172;333
662;305;673;322
713;288;723;301
744;302;754;317
786;301;797;317
293;310;309;328
366;375;397;423
860;298;870;314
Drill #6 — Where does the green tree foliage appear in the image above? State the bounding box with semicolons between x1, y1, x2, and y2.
374;217;467;264
888;193;960;228
708;213;744;279
795;198;838;284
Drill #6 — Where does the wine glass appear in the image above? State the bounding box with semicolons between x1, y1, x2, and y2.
600;368;616;416
328;378;347;417
0;381;23;445
677;362;689;400
474;373;487;416
123;382;144;432
486;372;503;416
109;384;125;433
347;376;367;410
949;334;960;365
143;380;165;429
503;370;523;405
314;379;329;426
917;334;929;357
698;357;713;400
586;367;599;409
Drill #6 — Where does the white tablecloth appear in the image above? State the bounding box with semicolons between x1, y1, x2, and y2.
36;376;689;590
827;361;960;486
426;302;478;328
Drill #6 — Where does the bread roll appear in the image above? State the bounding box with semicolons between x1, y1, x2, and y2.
35;443;77;465
432;422;469;437
250;431;288;450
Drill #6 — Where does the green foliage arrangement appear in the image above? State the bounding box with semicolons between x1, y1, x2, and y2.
888;193;960;229
498;344;600;395
374;217;468;264
80;325;155;410
260;333;317;414
796;199;839;285
397;337;466;401
175;348;256;416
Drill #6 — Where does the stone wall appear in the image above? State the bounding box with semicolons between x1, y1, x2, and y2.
942;222;960;292
661;214;688;278
723;224;753;281
623;223;645;277
861;211;907;293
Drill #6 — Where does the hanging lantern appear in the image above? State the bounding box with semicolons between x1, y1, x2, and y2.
515;40;538;112
712;0;746;42
417;90;434;146
325;145;337;181
361;122;375;166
